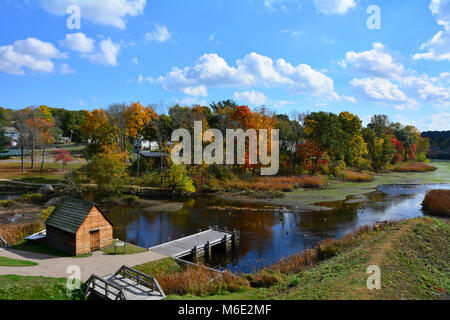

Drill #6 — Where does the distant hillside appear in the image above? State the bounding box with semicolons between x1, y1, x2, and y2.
422;131;450;160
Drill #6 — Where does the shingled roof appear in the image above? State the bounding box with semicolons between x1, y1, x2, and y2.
46;197;112;234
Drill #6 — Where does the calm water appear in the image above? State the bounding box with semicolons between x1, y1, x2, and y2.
103;184;449;274
0;193;23;201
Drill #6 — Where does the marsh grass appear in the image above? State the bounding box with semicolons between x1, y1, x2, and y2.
343;171;374;182
134;258;250;296
422;190;450;218
0;221;44;245
220;175;326;192
393;162;437;173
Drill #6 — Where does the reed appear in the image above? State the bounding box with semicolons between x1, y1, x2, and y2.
156;267;250;296
0;221;44;245
343;171;374;182
393;162;437;172
421;190;450;218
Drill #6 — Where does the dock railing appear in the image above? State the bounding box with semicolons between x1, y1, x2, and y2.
0;235;9;248
115;265;166;298
85;274;127;300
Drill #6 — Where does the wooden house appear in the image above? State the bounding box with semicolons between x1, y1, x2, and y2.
46;197;114;256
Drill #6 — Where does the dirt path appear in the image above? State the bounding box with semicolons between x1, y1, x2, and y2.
0;248;167;281
349;220;418;300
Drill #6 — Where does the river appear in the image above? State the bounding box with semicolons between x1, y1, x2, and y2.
102;183;450;274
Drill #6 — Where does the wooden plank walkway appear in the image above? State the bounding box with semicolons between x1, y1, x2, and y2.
85;266;166;300
102;275;164;300
149;228;238;258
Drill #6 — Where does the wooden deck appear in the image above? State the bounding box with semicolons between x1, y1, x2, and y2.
85;266;166;300
149;227;239;259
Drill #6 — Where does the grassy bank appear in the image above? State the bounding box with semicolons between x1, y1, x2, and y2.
0;275;80;300
168;217;449;300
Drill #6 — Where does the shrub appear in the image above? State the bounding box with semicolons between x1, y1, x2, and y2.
20;193;44;204
246;271;281;288
393;162;437;172
343;171;374;182
331;160;346;178
421;190;450;218
41;206;55;222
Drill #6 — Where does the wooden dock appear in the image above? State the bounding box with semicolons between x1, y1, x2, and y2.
149;227;240;260
85;266;166;300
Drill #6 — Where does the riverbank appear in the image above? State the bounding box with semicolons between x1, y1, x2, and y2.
169;216;449;300
218;160;450;210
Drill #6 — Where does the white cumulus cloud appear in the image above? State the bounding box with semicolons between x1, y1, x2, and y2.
40;0;146;29
147;52;340;101
59;32;95;53
313;0;357;15
0;37;64;75
88;38;121;66
145;24;172;42
342;43;405;78
414;0;450;61
234;91;269;105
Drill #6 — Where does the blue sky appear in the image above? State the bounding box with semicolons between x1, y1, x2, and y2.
0;0;449;130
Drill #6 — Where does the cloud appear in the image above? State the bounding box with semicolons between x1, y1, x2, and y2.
417;112;450;130
145;24;172;42
414;0;450;61
183;86;208;97
345;42;450;109
148;52;340;101
40;0;146;29
132;57;138;65
60;63;75;74
88;38;120;66
0;37;64;75
350;78;408;104
313;0;357;15
59;33;121;66
234;90;269;105
342;43;405;78
59;33;95;53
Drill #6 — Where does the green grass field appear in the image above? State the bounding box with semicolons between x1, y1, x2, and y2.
0;275;81;300
101;241;147;255
0;256;38;267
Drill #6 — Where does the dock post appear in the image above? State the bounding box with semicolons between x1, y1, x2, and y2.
192;246;198;262
223;235;229;254
205;241;211;260
232;229;237;249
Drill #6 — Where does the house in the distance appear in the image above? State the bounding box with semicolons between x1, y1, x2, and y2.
46;197;114;256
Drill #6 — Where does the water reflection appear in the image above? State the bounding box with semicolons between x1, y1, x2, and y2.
103;184;450;274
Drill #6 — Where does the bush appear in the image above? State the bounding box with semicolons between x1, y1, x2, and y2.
422;190;450;218
331;160;347;178
246;271;281;288
41;206;55;222
20;193;44;204
343;171;374;182
164;164;196;193
393;162;437;172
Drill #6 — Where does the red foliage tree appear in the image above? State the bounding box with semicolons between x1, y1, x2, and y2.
297;141;328;175
53;150;74;172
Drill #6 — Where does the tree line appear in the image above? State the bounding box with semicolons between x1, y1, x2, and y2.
0;101;431;193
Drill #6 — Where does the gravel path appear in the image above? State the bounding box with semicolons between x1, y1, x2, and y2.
0;248;167;281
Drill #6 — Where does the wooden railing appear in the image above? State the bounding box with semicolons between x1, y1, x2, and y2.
85;275;127;300
115;265;166;298
0;235;9;248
